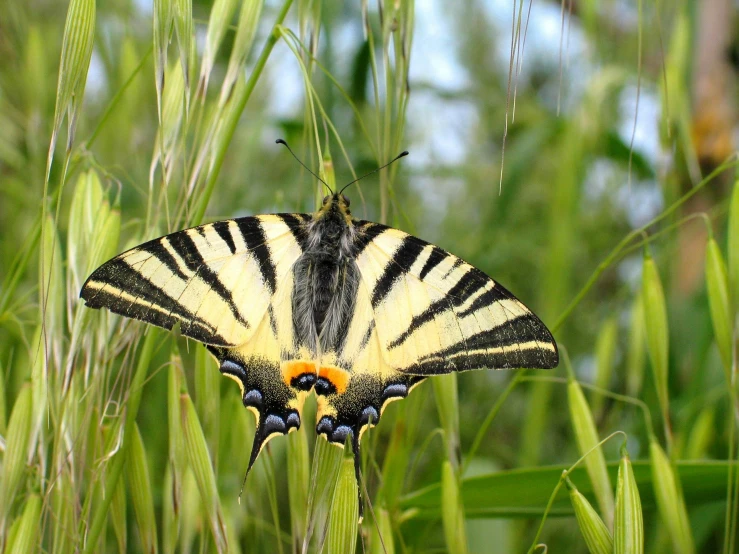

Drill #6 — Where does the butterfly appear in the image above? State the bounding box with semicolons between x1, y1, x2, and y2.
80;146;558;516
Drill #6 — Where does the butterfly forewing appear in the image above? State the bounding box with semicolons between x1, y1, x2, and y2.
80;214;308;347
353;222;558;373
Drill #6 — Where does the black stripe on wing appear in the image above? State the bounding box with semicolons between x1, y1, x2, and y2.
81;258;228;344
139;239;188;281
236;218;277;293
371;236;426;308
167;230;249;327
401;312;558;373
277;213;311;250
212;220;237;254
418;246;448;279
352;221;390;257
388;267;491;349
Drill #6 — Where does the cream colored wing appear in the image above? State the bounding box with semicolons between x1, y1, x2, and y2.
311;220;557;449
351;221;559;375
81;213;310;347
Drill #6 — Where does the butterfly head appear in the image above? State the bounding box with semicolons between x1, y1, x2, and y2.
318;193;353;224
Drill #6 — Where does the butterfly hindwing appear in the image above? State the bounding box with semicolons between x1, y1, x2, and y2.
210;268;311;472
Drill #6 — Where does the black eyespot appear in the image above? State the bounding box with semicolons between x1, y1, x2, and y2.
382;383;408;400
330;425;353;444
360;406;379;426
286;411;301;430
243;389;263;408
316;416;334;435
290;373;316;391
263;414;287;434
341;194;350;206
314;377;337;396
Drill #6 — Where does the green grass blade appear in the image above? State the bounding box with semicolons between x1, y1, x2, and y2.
127;423;159;553
3;494;41;554
0;384;33;532
180;392;228;552
82;329;159;554
326;458;359;554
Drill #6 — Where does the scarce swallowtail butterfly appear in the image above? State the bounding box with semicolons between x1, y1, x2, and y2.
80;145;558;517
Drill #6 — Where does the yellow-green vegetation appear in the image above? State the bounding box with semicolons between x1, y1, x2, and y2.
1;0;738;552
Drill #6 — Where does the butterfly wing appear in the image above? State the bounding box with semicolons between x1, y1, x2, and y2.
81;213;309;347
358;222;559;373
314;220;558;441
81;213;312;471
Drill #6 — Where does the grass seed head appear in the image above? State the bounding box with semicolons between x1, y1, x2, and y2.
705;237;732;373
649;439;694;554
566;477;613;554
567;377;614;528
641;252;669;416
614;446;643;554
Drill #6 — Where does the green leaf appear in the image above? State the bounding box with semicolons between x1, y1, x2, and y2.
400;460;737;519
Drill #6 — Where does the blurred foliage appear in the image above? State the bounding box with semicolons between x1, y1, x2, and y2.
0;0;738;552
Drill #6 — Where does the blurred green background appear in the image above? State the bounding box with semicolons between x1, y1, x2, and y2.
0;0;738;552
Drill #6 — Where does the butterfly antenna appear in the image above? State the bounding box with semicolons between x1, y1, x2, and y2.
276;139;334;194
339;150;409;195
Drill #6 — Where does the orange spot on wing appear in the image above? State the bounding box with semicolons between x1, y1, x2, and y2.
319;366;350;394
282;360;316;386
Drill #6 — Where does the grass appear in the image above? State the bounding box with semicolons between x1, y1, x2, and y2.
0;0;738;552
